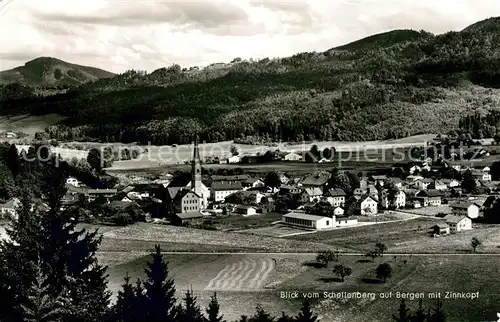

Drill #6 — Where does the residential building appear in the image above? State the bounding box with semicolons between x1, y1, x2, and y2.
431;223;450;235
359;196;378;215
335;217;359;227
242;177;265;189
333;207;345;216
441;179;460;189
444;215;472;233
429;180;447;191
86;189;118;202
277;172;291;184
172;212;204;226
324;188;346;207
450;201;480;219
282;211;334;230
279;185;302;195
228;155;241;164
380;189;406;209
0;198;20;218
414;178;433;190
301;172;330;193
472;170;491;182
415;190;442;207
66;177;80;187
304;187;323;203
173;189;201;214
283;152;303;161
369;175;387;187
211;182;243;202
234;205;258;216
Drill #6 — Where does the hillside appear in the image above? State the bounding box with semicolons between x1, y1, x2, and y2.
0;57;115;86
1;17;500;145
333;29;432;52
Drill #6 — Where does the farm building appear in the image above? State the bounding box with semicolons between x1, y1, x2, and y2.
431;223;450;236
283;152;303;161
335;217;358;227
234;205;258;216
172;212;205;226
444;215;472;233
415;190;442;207
282;211;334;230
450;201;480;219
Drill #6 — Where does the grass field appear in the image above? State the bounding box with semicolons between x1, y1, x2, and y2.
286;218;500;254
0;114;63;137
106;134;433;170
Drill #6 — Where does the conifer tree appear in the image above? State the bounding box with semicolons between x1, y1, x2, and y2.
276;312;293;322
429;299;446;322
205;292;224;322
295;300;319;322
20;260;68;322
410;299;427;322
179;288;204;322
249;305;275;322
114;274;138;322
393;299;410;322
144;245;178;322
6;143;21;179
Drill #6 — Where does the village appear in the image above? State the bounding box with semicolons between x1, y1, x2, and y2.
3;136;499;242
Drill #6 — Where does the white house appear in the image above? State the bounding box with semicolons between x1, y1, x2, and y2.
211;182;243;202
66;177;80;187
234;205;258;216
335;217;358;227
381;190;406;209
228;155;241;164
283;152;303;162
444;215;472;233
333;207;345;216
450;202;480;219
243;178;265;189
282;211;334;230
359;196;378;215
304;187;323;203
414;178;433;190
324;188;346;207
431;180;448;191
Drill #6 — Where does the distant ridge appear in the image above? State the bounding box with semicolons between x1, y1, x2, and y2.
332;29;431;52
0;56;115;86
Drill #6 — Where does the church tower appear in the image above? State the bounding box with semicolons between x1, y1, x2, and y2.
191;135;202;199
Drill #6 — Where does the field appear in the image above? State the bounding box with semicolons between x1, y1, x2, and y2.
107;134;434;170
0;114;63;137
286;217;500;254
401;206;453;216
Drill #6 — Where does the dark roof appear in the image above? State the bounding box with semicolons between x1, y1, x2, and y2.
416;189;441;198
301;172;330;186
211;182;243;191
327;188;346;197
211;175;249;182
175;211;204;220
450;201;479;209
174;189;200;201
131;183;164;192
244;177;262;184
432;223;450;229
167;173;192;188
235;204;257;210
109;201;133;209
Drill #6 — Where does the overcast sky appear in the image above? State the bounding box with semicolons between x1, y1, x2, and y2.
1;0;499;73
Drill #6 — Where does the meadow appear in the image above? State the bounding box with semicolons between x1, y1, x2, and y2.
0;113;63;136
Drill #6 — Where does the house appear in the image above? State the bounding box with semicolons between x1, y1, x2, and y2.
406;175;424;182
429;180;447;191
282;211;334;230
301;172;330;192
414;178;433;190
0;198;20;218
279;185;302;195
304;187;323;203
380;189;406;209
472;170;491;182
450;201;480;219
172;212;205;226
228;155;241;164
5;131;17;138
242;177;265;189
66;177;80;187
172;189;202;214
211;175;250;182
368;175;387;187
211;182;243;202
444;215;472;233
409;165;421;174
324;188;346;207
234;205;258;216
229;190;265;204
283;152;303;162
415;190;442;207
335;216;358;227
358;196;378;215
333;207;345;216
441;179;460;189
277;172;291;184
431;223;450;236
86;189;118;202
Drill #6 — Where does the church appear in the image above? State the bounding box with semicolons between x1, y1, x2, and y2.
166;136;210;210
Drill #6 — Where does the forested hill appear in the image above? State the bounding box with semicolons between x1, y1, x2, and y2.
0;57;115;87
1;17;500;145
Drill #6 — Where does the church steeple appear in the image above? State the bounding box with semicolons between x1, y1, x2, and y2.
191;134;202;198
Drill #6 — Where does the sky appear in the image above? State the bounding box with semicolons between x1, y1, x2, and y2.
0;0;499;74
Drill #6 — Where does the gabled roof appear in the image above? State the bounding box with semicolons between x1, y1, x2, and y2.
304;187;323;196
301;172;330;186
235;204;257;210
416;189;441;198
175;211;204;220
1;198;19;209
87;189;117;194
450;201;479;209
211;182;243;191
327;188;346;197
432;223;450;229
244;177;262;184
370;175;387;180
444;215;468;224
174;189;200;201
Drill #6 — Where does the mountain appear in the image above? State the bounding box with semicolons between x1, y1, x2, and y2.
332;29;432;52
1;17;500;145
462;16;500;33
0;57;115;86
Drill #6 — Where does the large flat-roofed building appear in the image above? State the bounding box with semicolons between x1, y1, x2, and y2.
282;211;334;230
